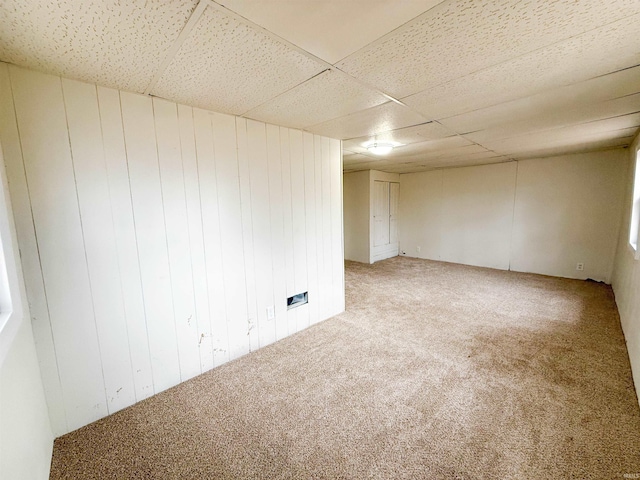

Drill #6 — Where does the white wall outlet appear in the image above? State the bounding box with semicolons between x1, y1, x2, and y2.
417;246;421;253
266;305;275;320
576;263;584;271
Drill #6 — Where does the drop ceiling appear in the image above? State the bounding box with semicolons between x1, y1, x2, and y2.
1;0;639;174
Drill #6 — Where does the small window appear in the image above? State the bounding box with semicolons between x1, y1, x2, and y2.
0;168;20;366
629;149;640;259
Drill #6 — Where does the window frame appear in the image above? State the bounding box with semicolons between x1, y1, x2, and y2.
628;148;640;260
0;148;24;366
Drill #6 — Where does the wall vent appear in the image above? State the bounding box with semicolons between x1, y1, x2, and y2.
287;292;308;310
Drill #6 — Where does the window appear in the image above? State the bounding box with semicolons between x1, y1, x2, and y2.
629;149;640;259
0;146;22;366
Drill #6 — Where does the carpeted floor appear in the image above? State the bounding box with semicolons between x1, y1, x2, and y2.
50;257;640;479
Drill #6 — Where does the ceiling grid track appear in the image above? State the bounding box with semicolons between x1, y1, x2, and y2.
143;0;210;96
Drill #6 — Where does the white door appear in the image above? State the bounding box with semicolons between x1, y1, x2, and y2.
373;180;390;247
389;182;399;244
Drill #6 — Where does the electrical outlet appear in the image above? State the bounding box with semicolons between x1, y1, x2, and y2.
576;263;584;271
266;306;275;320
417;246;421;253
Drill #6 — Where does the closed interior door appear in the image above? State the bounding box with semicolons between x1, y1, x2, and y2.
389;182;399;244
373;180;390;247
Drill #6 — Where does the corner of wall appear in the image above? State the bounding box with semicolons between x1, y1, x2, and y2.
610;132;640;407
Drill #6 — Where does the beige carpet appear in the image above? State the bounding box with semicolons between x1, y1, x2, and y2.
50;257;640;479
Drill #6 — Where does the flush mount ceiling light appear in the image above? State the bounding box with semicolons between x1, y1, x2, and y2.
365;141;397;155
367;142;394;155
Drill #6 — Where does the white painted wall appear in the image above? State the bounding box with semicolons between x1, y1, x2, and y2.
343;170;370;263
399;150;626;282
612;131;640;404
511;150;626;280
441;163;516;269
0;142;53;479
0;63;344;436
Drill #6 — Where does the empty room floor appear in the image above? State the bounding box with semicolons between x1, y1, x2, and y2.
50;257;640;479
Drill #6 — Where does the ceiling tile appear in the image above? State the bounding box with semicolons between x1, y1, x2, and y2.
151;4;326;115
509;137;634;160
342;121;456;151
337;0;640;99
344;135;471;156
403;15;640;120
307;101;426;140
439;156;513;168
243;69;388;128
482;119;640;156
465;94;640;144
0;0;198;92
343;153;378;166
216;0;445;64
379;144;491;164
440;66;640;138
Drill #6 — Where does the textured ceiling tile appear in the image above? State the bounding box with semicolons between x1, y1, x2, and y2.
216;0;445;64
151;5;326;115
482;121;640;156
403;15;640;120
243;69;388;128
441;66;640;138
307;102;426;140
379;163;426;173
392;136;474;157
0;0;198;92
343;153;379;166
342;122;456;151
465;94;640;144
344;134;471;156
379;144;490;164
379;154;512;173
423;155;512;169
337;0;640;99
509;138;634;160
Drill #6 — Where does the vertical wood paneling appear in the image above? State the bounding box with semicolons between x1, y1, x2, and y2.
236;118;260;352
178;104;212;372
153;98;201;381
97;86;154;401
313;136;326;322
0;65;345;435
280;128;296;335
267;124;288;341
0;65;68;434
211;112;249;360
11;67;107;431
289;129;310;330
193;108;229;367
330;139;345;315
321;137;333;320
303;132;320;326
247;120;276;348
120;91;180;393
62;78;136;413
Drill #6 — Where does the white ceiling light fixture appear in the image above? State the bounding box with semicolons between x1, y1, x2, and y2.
364;139;403;156
367;142;395;155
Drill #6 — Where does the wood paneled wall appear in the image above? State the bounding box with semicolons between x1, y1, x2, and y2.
0;63;344;435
